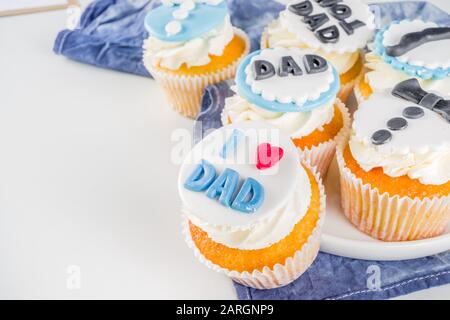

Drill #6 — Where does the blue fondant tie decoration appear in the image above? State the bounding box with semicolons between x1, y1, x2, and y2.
235;50;340;113
144;1;228;42
220;129;245;159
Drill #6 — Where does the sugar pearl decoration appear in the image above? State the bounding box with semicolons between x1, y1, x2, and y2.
173;8;189;19
181;0;196;10
165;20;182;36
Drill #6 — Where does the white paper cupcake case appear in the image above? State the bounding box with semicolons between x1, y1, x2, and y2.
182;160;326;289
353;74;367;106
297;98;351;179
336;135;450;242
145;28;250;119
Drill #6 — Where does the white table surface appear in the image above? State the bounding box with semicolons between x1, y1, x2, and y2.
0;0;449;300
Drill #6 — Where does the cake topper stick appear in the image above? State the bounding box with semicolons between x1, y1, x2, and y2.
385;27;450;57
392;78;450;123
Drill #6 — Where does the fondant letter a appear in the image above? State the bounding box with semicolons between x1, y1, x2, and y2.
206;168;239;208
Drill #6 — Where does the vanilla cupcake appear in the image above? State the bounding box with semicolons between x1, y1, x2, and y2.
338;78;450;241
262;0;375;101
222;47;350;177
356;20;450;103
143;0;249;118
179;122;325;289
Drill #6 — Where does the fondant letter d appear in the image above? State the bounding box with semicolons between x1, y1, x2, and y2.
184;160;216;192
231;178;265;214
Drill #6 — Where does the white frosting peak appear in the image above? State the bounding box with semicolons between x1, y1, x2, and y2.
364;51;450;96
265;17;360;74
221;92;335;139
144;15;234;70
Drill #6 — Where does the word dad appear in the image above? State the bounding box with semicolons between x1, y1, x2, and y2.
289;0;366;43
184;160;264;214
253;54;328;80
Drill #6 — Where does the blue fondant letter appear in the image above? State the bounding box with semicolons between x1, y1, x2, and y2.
205;168;239;208
184;160;216;192
231;178;264;214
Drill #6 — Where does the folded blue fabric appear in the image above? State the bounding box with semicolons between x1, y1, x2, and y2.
54;1;450;77
54;0;450;300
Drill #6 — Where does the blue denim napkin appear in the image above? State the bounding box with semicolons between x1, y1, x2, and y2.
195;82;450;300
53;1;450;76
54;0;450;299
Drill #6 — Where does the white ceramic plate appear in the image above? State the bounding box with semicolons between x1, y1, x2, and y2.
320;158;450;261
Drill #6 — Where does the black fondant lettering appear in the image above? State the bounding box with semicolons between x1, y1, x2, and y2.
339;19;365;35
303;54;328;74
278;56;303;77
288;1;313;16
316;25;340;43
329;4;352;20
253;60;276;81
315;0;342;7
303;13;330;31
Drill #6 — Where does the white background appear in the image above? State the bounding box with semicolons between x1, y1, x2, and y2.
0;0;449;299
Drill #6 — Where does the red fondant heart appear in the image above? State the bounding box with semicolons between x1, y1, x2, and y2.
256;143;284;170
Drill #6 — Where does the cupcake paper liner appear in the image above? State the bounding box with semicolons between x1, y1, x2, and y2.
297;98;351;179
146;28;250;119
182;160;326;289
336;135;450;242
353;74;367;106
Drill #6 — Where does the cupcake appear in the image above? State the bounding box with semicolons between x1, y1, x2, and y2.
179;122;325;289
222;47;350;178
143;0;250;118
262;0;375;102
356;20;450;103
338;78;450;241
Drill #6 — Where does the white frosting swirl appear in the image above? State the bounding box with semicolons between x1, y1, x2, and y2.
143;15;233;70
265;13;360;74
364;51;450;96
185;165;312;250
350;137;450;185
350;92;450;185
222;92;335;139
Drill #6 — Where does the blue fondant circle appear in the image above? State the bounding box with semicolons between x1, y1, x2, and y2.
374;21;450;80
235;50;340;113
144;2;228;42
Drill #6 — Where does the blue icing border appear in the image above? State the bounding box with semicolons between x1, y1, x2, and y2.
144;2;228;42
235;50;340;113
374;20;450;80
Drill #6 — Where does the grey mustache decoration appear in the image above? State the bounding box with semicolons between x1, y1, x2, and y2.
385;27;450;57
392;78;450;123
